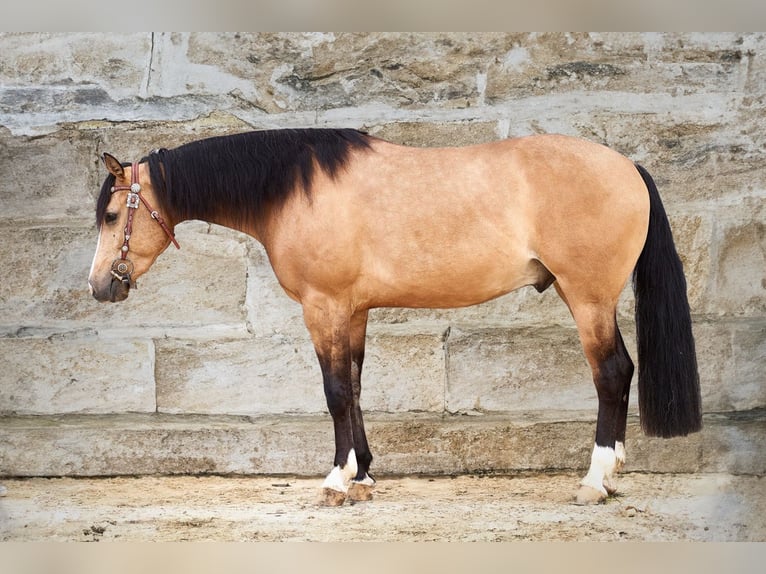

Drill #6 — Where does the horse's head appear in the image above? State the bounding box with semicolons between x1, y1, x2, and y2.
88;153;179;302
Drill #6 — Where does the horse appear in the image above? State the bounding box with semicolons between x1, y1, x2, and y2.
88;128;702;506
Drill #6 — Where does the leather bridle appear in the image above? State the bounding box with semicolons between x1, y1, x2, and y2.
109;162;180;286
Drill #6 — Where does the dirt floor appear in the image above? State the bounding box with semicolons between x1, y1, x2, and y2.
0;472;764;542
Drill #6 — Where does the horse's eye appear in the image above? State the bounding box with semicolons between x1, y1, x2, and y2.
104;212;119;225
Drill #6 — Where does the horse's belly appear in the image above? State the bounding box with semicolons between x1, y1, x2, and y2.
360;252;539;309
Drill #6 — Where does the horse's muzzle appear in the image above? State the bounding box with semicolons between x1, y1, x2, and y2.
89;276;131;303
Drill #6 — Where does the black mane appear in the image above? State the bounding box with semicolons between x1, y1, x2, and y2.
96;128;371;228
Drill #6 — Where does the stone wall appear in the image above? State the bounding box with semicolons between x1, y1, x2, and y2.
1;33;764;477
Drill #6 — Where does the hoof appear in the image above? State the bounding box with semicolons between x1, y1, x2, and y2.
318;487;347;507
348;481;374;502
574;485;607;506
603;477;618;496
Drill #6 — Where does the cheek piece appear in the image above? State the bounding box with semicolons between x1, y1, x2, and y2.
108;162;180;287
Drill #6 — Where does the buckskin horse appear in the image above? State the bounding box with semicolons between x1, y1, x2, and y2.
88;128;701;506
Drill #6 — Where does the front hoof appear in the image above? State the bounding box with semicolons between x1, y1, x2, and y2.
574;485;607;505
319;487;347;507
348;481;374;502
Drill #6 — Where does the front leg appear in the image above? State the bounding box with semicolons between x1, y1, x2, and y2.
320;359;358;506
347;309;376;502
303;301;357;506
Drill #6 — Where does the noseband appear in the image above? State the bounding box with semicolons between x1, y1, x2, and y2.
109;162;180;286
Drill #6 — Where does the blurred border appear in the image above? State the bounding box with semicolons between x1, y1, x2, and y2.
2;0;766;31
1;542;765;574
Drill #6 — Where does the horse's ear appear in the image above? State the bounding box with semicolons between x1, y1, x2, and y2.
102;153;125;178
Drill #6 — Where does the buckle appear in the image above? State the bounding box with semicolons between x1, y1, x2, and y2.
126;192;141;209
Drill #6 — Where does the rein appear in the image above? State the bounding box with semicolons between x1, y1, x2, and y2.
109;162;180;286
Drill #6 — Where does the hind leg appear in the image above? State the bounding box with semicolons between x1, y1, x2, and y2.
563;293;634;504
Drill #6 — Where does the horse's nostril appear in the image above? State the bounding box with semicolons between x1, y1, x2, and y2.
90;283;107;302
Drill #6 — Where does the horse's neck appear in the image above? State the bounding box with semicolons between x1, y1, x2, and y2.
179;211;266;246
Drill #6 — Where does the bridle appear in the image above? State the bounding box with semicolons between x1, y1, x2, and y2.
109;162;180;287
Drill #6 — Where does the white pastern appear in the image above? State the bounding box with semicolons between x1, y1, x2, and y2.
321;449;358;493
322;466;347;493
615;441;626;468
580;443;618;495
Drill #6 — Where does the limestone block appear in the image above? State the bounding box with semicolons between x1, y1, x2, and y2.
0;129;99;223
137;221;249;329
0;226;106;327
245;243;306;338
697;412;766;474
443;317;762;417
155;330;445;415
0;337;155;414
0;34;158;134
0;222;248;333
94;113;256;164
484;33;643;103
2;411;760;477
626;422;705;473
443;317;761;417
643;32;753;93
155;335;324;415
367;121;501;147
0;33;150;100
708;204;765;316
669;213;714;313
627;411;766;475
695;320;766;412
361;331;445;412
187;32;533;113
662;144;765;208
600;119;764;208
445;326;597;413
485;32;752;104
0;414;335;476
371;414;596;475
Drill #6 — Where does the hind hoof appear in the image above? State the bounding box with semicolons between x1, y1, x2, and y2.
574;485;607;505
348;481;374;502
318;487;347;507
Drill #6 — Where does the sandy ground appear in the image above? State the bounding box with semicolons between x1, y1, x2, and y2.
0;472;764;542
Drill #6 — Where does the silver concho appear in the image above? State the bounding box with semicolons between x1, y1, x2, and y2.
111;258;134;278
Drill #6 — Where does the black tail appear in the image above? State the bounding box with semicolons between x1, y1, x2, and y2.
633;164;702;438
